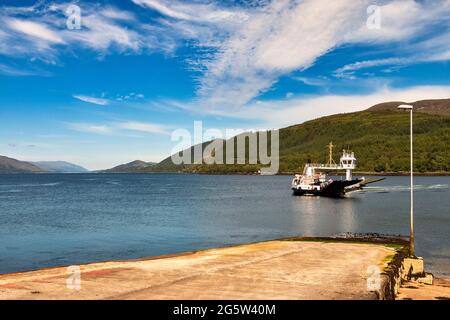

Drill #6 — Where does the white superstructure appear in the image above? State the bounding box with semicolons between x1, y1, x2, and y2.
291;146;361;196
340;150;356;181
291;143;384;197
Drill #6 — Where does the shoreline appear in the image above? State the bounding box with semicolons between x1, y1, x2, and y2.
0;234;409;277
137;171;450;176
2;235;448;300
1;171;450;176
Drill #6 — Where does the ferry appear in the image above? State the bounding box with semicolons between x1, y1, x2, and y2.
291;142;382;197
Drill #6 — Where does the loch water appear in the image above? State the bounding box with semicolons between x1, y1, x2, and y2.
0;174;448;276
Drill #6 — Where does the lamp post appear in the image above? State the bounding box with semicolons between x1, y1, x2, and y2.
398;104;414;257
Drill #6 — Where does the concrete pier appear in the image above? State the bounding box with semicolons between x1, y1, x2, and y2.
0;239;400;300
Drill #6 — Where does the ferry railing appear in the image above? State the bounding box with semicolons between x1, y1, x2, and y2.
306;163;343;169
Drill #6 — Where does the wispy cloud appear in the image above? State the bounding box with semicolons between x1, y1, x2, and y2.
132;0;249;24
215;85;450;128
62;10;141;52
148;83;450;129
2;0;450;110
7;142;39;148
73;95;110;106
334;58;410;79
67;123;113;134
0;63;51;77
193;0;367;107
135;0;450;108
142;0;353;107
117;121;171;135
66;121;171;136
7;18;65;44
333;1;450;78
0;2;176;63
292;76;331;88
115;92;145;102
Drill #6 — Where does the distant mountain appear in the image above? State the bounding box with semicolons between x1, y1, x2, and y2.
368;98;450;116
101;160;157;173
137;98;450;174
0;156;45;173
32;161;89;173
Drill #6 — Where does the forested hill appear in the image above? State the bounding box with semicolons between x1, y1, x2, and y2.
117;99;450;174
277;110;449;173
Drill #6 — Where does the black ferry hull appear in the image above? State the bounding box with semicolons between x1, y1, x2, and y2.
292;179;363;197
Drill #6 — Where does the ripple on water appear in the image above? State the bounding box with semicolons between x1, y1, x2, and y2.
364;184;449;193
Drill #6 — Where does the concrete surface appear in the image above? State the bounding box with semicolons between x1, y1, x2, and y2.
397;278;450;300
402;257;425;278
0;240;397;300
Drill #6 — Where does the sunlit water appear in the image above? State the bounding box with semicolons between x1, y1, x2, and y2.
0;174;449;276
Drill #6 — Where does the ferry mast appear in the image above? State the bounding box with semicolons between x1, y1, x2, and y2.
302;143;356;181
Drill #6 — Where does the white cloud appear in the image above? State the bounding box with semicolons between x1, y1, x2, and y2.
73;95;110;106
292;76;330;87
62;13;141;52
7;18;65;44
334;38;450;78
171;0;369;107
68;123;113;134
346;0;425;43
222;85;450;128
115;92;146;102
0;63;51;77
0;18;59;61
117;121;170;135
0;2;176;62
101;7;136;21
334;58;410;78
134;0;450;109
2;0;450;111
134;0;198;21
333;0;450;77
66;121;171;136
132;0;249;24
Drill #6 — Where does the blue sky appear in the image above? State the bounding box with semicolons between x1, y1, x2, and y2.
1;0;450;169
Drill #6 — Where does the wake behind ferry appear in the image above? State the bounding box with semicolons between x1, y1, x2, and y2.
291;142;383;197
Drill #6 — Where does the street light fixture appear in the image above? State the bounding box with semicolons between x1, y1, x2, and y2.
397;104;414;257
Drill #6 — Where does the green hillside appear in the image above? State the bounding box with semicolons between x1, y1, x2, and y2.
141;109;450;174
278;110;450;173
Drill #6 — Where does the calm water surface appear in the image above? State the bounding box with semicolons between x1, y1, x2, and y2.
0;174;449;276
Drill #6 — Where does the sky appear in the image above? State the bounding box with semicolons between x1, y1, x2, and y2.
1;0;450;170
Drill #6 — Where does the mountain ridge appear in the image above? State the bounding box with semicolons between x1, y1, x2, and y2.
367;98;450;116
32;161;89;173
101;160;157;173
0;156;45;173
0;156;89;173
3;98;449;174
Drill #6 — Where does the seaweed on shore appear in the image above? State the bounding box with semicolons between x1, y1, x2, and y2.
280;233;409;247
